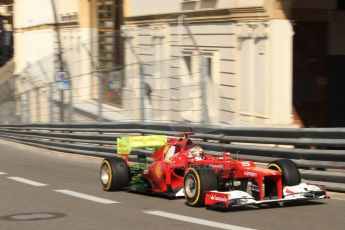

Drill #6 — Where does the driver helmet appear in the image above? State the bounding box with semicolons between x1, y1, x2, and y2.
189;146;204;158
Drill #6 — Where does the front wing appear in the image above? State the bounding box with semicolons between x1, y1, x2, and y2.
205;183;327;208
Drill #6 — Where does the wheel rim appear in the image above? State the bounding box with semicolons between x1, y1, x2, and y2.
101;163;111;185
185;174;197;198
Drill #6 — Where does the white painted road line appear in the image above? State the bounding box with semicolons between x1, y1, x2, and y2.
7;177;48;187
144;211;257;230
0;171;7;175
54;190;119;204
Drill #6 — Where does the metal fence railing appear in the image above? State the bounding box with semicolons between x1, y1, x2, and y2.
0;122;344;192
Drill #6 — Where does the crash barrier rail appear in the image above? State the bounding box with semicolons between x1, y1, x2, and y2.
0;123;344;192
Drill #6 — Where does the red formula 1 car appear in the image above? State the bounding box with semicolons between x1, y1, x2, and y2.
100;132;327;208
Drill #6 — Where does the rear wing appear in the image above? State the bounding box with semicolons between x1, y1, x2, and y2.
117;135;168;158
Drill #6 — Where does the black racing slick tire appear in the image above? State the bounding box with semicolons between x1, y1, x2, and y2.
184;165;218;207
100;157;130;191
265;159;301;197
267;159;301;186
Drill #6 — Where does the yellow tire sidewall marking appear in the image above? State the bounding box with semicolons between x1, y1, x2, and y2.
186;167;201;205
268;163;282;172
103;160;113;190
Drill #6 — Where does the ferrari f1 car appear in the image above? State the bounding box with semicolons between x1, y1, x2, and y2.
100;133;327;208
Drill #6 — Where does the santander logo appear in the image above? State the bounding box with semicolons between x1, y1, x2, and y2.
210;195;228;202
244;171;257;177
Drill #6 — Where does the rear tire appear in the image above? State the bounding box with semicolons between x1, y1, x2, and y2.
100;157;130;191
184;165;218;207
265;159;301;197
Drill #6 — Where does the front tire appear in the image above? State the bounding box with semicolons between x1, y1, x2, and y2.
268;159;301;186
100;157;130;191
265;159;301;197
184;165;218;207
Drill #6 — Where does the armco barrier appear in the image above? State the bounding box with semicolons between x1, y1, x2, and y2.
0;123;344;192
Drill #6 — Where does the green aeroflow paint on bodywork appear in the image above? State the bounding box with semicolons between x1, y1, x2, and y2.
115;136;167;192
128;162;151;193
117;135;168;156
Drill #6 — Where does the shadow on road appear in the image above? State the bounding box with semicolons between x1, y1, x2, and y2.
206;200;327;212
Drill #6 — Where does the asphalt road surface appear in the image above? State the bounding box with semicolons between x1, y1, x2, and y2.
0;139;344;230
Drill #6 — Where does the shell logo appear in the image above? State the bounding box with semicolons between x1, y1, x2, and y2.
154;164;163;179
162;144;170;155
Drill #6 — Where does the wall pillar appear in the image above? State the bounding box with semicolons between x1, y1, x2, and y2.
269;19;293;125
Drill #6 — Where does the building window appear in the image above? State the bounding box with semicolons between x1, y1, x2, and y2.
254;38;266;115
240;39;251;113
239;38;268;117
183;55;192;75
97;0;123;106
60;13;78;22
153;37;164;76
338;0;345;10
205;56;212;79
97;1;115;68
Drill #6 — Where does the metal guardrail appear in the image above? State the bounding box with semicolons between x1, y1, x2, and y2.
0;122;344;192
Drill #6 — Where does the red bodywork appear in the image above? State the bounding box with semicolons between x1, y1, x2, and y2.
137;133;283;201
